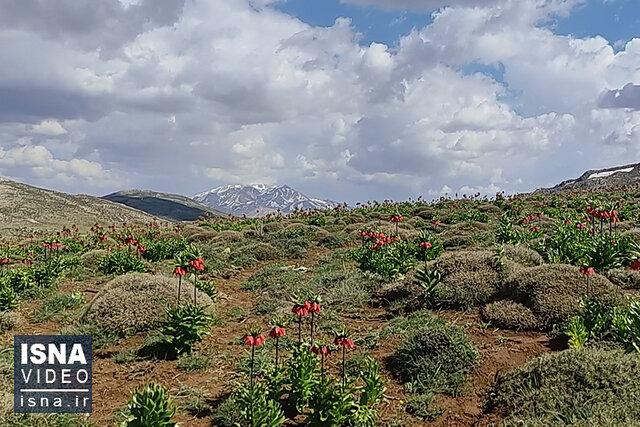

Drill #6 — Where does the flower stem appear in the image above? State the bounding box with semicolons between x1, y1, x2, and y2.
275;337;279;369
342;346;346;388
310;312;315;345
193;272;197;305
177;275;182;304
297;316;302;345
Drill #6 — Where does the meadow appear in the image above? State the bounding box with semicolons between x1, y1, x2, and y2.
1;189;640;426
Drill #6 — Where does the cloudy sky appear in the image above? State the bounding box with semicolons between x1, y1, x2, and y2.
1;0;639;203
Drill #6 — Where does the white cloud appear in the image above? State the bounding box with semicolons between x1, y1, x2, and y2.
0;0;639;201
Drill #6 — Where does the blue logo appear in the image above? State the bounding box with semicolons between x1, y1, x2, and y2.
14;335;92;413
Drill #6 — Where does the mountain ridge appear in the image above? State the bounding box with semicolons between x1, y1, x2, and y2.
194;184;337;216
535;162;640;194
102;189;225;221
0;178;158;235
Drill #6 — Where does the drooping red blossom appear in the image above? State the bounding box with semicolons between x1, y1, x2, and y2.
334;337;356;349
630;260;640;271
189;257;205;271
309;301;321;314
580;266;596;277
390;214;404;223
529;226;541;233
576;222;587;230
0;257;11;265
419;241;433;250
136;244;146;254
243;334;265;347
269;326;286;338
311;345;331;356
292;303;309;317
431;219;442;227
173;267;187;277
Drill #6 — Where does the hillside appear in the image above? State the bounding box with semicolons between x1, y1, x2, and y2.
537;163;640;193
194;184;336;216
103;189;225;221
0;177;157;234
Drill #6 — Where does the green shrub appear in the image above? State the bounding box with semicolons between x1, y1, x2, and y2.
486;348;640;426
141;237;188;262
159;304;213;356
607;267;640;289
121;383;176;427
32;291;84;323
503;244;543;267
430;250;505;309
176;353;211;372
99;250;145;275
405;393;442;421
388;311;478;395
0;282;18;312
481;301;539;331
0;311;19;333
502;264;624;330
352;239;416;280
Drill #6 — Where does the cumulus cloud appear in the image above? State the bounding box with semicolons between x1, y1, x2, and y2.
599;83;640;110
0;0;639;201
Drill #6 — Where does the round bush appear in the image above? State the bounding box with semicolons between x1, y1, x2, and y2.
80;249;108;270
487;348;640;426
607;268;640;290
481;301;539;331
431;250;510;309
389;312;479;394
503;264;624;330
210;231;243;243
83;273;213;336
503;244;543;267
231;242;280;261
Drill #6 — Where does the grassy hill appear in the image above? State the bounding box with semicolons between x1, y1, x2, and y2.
103;189;224;221
0;178;157;235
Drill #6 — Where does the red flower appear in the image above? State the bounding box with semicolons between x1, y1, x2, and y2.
173;267;187;277
269;326;286;338
311;345;331;356
243;334;265;347
0;257;10;265
576;222;587;230
390;214;404;223
334;337;356;349
136;245;146;254
580;266;595;277
630;260;640;271
431;219;442;226
292;304;309;317
419;241;433;250
189;257;205;271
529;226;541;233
309;302;321;314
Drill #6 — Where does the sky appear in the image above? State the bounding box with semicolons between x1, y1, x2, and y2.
1;0;640;204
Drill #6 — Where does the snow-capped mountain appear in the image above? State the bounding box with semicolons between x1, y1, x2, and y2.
193;184;337;216
536;162;640;194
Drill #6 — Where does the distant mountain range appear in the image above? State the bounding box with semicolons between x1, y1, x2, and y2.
102;189;224;221
193;184;337;216
536;163;640;194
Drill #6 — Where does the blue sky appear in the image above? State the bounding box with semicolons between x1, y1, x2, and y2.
276;0;432;46
277;0;639;49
